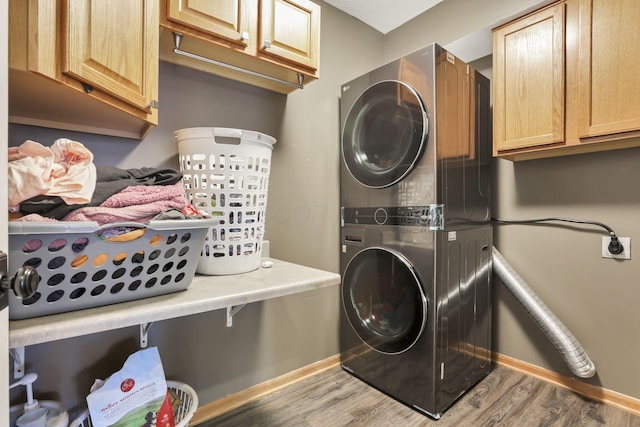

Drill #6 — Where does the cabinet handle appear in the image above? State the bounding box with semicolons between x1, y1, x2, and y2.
263;40;271;49
241;31;249;42
171;32;304;90
147;99;159;110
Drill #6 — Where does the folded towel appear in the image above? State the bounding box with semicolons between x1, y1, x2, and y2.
100;182;186;208
62;183;188;225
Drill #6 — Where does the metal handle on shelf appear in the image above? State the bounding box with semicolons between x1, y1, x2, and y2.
0;251;39;300
171;32;304;90
12;267;40;299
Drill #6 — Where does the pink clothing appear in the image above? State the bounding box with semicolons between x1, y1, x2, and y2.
60;199;188;225
8;139;97;210
100;182;186;208
62;183;188;225
12;213;59;222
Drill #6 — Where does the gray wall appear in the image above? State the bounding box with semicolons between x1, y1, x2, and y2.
8;0;640;416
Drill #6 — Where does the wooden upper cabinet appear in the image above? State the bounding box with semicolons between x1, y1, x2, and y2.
9;0;159;139
160;0;321;93
492;2;565;154
259;0;320;71
63;0;159;114
577;0;640;138
493;0;640;160
166;0;251;48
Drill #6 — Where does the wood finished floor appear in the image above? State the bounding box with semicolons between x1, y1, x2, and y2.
197;365;640;426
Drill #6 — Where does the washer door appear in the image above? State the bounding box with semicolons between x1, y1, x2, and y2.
342;247;428;354
342;80;428;188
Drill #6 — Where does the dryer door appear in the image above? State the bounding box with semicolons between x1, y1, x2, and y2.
342;80;428;188
342;247;428;354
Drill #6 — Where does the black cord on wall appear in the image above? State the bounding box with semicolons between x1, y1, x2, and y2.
491;216;624;255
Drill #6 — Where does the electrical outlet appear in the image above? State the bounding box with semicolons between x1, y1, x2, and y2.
601;237;631;260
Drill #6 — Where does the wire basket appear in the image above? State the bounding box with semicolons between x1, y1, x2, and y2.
8;219;216;319
69;380;198;427
176;127;276;275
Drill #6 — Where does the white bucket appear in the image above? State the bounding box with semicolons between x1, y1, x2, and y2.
176;127;276;275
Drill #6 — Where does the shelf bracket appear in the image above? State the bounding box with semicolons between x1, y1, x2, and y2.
140;322;154;348
10;346;25;379
226;304;246;327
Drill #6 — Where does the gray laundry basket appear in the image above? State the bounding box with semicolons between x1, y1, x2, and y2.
8;219;216;319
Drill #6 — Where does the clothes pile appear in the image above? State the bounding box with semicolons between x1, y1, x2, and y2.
8;138;204;225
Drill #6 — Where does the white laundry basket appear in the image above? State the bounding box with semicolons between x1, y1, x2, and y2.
68;381;198;427
176;127;276;275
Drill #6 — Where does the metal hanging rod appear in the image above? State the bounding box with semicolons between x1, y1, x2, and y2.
172;32;305;90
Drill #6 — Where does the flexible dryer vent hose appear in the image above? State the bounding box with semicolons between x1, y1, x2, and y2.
492;246;596;379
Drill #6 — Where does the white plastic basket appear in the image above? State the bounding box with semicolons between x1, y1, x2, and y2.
176;127;276;275
68;380;198;427
9;400;69;427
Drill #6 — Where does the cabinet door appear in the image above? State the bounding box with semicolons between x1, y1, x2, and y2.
578;0;640;138
166;0;251;47
259;0;320;71
62;0;159;114
493;3;565;152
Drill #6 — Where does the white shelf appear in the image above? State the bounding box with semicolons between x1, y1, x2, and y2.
8;258;341;349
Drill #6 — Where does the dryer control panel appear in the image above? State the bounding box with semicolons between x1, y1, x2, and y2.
342;206;443;229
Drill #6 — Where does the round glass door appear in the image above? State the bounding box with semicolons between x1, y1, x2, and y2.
342;80;428;188
342;247;428;354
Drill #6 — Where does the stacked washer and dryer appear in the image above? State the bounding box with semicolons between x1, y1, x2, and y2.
339;44;493;419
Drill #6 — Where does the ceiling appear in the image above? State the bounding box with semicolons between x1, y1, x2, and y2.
324;0;445;34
